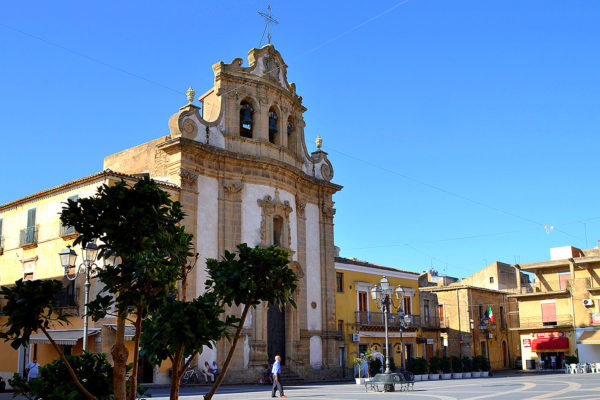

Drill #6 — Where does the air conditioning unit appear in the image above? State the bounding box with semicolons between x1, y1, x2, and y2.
350;333;360;342
583;299;594;307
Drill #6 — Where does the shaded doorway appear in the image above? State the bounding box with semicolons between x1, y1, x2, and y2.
502;340;507;367
138;356;154;383
268;302;286;365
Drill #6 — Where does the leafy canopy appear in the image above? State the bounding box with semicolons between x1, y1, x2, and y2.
60;177;192;318
205;243;297;307
140;292;237;365
0;279;67;349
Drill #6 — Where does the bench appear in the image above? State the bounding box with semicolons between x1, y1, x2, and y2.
365;372;415;392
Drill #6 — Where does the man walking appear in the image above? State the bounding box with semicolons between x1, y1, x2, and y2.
271;355;286;398
25;357;40;380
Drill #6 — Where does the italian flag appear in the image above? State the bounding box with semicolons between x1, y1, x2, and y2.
486;306;495;323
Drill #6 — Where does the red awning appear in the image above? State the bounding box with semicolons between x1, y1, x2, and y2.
531;337;569;352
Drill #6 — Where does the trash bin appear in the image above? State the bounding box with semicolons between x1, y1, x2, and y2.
526;359;536;370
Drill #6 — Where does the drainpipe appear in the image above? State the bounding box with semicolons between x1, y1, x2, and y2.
457;289;462;358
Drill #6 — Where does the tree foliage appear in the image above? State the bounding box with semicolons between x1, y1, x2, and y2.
0;279;67;349
203;244;298;400
9;353;114;400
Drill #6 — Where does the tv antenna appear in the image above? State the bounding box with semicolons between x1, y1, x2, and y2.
258;5;279;46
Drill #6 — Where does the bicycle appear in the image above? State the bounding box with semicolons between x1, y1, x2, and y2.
181;367;200;384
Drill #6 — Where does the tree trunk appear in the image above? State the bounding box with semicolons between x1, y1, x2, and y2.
112;315;129;400
128;306;144;400
40;326;98;400
169;345;184;400
203;300;252;400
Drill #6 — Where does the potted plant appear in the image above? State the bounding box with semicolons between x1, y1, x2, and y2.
429;356;442;380
410;357;428;381
451;356;463;378
462;356;472;378
480;356;490;377
441;356;452;379
353;356;365;384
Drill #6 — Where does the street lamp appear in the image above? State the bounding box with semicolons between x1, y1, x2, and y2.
478;317;496;376
370;276;412;392
58;243;103;352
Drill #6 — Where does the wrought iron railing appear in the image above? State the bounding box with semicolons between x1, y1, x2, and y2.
420;316;450;329
355;311;420;327
518;314;572;328
19;226;38;246
60;223;77;236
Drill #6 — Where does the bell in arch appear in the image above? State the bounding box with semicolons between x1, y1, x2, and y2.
269;111;278;134
241;105;253;125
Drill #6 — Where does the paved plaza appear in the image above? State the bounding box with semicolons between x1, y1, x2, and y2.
2;372;599;399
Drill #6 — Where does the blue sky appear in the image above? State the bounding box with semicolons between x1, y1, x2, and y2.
1;1;599;278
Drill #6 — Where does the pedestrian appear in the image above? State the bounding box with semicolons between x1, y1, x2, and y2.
25;357;40;380
271;355;286;398
551;355;556;369
201;361;214;383
209;361;219;379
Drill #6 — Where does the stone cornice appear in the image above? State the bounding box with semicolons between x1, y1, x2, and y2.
0;169;179;212
157;137;342;195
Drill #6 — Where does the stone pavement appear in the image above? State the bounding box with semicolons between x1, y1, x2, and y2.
2;372;600;399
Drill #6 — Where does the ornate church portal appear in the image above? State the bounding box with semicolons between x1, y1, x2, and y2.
103;44;342;383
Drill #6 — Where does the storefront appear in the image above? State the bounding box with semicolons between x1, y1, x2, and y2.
520;331;571;370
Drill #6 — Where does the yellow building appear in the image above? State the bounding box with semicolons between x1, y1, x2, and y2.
334;256;420;374
0;170;177;386
509;245;600;370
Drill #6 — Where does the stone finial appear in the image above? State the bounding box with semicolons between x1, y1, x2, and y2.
316;135;322;150
186;86;196;103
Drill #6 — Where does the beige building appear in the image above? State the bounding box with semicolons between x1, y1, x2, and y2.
0;170;174;386
0;44;343;384
509;245;600;370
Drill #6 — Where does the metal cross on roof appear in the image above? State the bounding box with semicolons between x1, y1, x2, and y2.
258;5;279;45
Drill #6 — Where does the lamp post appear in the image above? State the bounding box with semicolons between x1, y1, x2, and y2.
370;276;412;392
59;243;106;352
478;318;496;376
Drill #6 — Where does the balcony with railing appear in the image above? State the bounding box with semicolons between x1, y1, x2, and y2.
515;314;572;330
19;226;38;247
60;223;77;237
355;311;420;330
420;315;450;330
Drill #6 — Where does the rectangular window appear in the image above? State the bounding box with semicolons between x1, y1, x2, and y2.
541;302;557;325
338;320;343;336
439;304;445;322
424;300;430;323
359;344;368;355
478;304;484;321
61;195;78;235
558;272;571;290
336;272;343;293
489;276;494;283
21;207;37;245
358;292;367;311
480;341;487;356
500;306;505;329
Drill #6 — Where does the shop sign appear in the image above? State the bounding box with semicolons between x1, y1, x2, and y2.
536;332;564;339
592;313;600;325
522;338;531;348
426;339;434;345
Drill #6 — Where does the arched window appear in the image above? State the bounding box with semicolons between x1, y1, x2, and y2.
268;108;279;144
273;216;283;247
287;117;295;153
240;101;254;138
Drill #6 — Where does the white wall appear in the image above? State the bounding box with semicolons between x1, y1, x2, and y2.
309;335;322;368
305;203;322;331
196;175;219;295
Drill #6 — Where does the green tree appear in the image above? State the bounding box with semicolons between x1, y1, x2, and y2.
202;244;298;400
60;177;190;400
0;279;98;400
9;352;113;400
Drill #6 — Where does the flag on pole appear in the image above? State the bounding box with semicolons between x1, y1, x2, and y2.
486;306;495;323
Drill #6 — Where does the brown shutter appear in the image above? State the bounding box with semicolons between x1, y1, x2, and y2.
541;303;557;323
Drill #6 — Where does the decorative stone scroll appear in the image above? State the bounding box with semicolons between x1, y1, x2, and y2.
223;180;244;194
321;205;336;219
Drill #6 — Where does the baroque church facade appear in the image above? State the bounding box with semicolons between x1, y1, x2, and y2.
103;44;343;382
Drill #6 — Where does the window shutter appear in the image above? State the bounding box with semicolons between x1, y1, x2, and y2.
27;208;36;228
0;218;3;234
559;273;571;290
68;194;79;202
541;303;557;323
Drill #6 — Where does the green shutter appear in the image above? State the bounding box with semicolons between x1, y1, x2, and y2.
27;208;36;228
0;218;3;235
68;194;79;202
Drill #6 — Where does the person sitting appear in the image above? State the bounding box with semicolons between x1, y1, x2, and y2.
263;364;273;384
201;361;214;383
209;361;219;379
